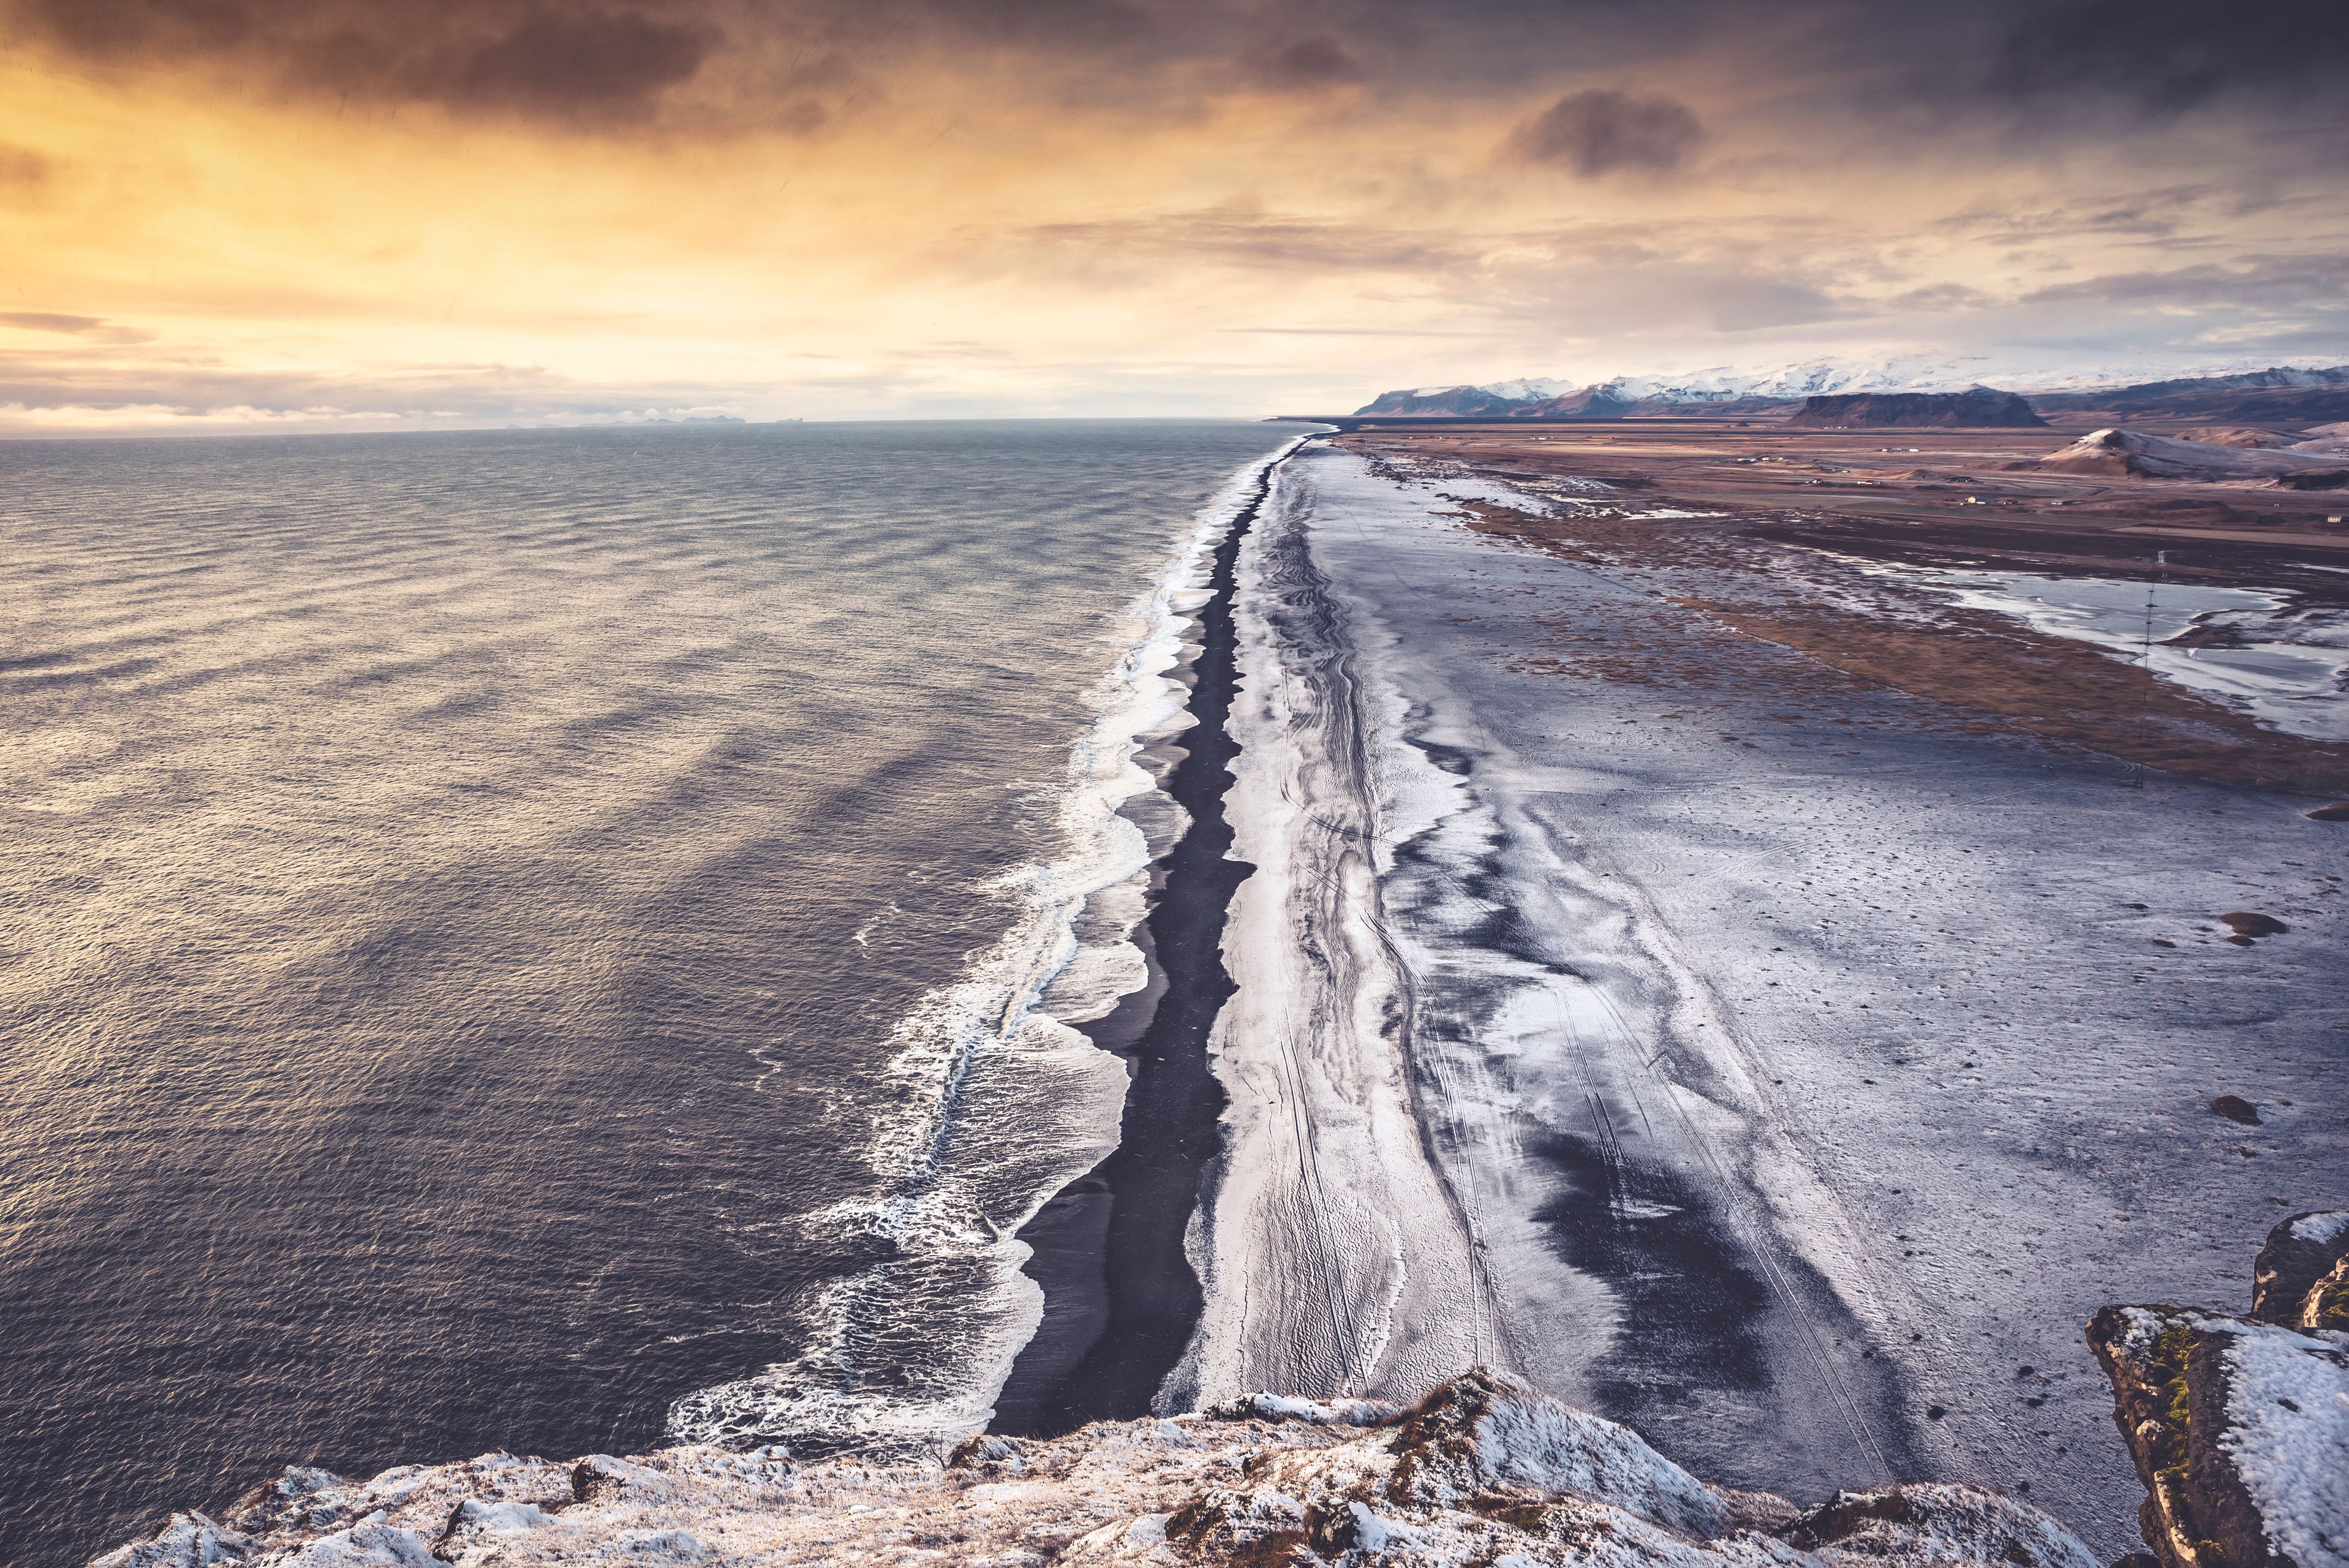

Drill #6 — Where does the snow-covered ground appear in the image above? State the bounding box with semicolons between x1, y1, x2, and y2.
1182;442;2349;1556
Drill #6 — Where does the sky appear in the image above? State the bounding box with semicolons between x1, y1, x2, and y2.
1;0;2344;431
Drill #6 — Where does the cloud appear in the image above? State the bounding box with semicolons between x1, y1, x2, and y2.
997;211;1474;282
0;144;51;189
1;0;2342;425
2022;254;2349;313
423;8;713;119
6;1;2342;138
1509;89;1703;176
1256;36;1363;88
2;311;104;333
0;312;154;344
1882;283;1994;312
2;0;715;124
1981;0;2349;115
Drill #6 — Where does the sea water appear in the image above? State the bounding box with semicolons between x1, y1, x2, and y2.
0;420;1297;1566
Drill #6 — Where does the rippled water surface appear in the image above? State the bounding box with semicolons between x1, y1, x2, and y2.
0;420;1294;1566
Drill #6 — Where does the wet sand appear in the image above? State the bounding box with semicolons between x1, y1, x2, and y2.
993;465;1272;1433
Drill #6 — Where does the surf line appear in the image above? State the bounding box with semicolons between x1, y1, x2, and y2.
990;445;1296;1434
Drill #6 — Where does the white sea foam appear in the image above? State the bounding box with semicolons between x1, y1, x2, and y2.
666;437;1308;1455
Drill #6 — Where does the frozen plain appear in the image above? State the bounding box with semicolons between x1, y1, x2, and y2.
1180;442;2348;1557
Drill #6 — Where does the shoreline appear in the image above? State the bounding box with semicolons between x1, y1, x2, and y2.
991;452;1284;1433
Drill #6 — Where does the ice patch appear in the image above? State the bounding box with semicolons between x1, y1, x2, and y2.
1914;571;2348;740
1794;546;2349;740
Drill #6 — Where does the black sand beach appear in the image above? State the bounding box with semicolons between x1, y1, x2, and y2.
992;460;1278;1433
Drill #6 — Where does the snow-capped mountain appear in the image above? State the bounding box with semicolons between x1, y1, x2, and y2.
1471;377;1581;401
1352;358;2349;418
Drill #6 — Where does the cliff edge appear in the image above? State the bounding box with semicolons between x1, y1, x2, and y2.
90;1221;2349;1568
93;1372;2097;1568
1784;389;2046;428
2087;1212;2349;1568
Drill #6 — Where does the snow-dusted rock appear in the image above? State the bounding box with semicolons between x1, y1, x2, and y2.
90;1372;2097;1568
1786;1486;2101;1568
2088;1289;2349;1568
87;1512;255;1568
1202;1391;1400;1427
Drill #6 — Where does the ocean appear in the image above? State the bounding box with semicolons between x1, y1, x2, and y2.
0;420;1299;1567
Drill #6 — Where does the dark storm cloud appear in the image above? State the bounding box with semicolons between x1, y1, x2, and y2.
0;0;1750;126
1982;0;2349;115
1;0;715;122
426;9;711;117
1509;89;1704;176
4;0;2344;134
1257;37;1364;88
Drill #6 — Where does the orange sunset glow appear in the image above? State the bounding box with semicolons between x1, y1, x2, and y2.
3;0;2343;430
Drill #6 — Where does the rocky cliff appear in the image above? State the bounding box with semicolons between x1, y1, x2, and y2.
2087;1212;2349;1568
1783;389;2046;428
92;1223;2349;1568
94;1372;2101;1568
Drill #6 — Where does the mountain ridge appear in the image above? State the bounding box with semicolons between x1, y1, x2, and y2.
1352;362;2349;421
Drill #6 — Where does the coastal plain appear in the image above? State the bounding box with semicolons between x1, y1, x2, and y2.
1186;428;2347;1556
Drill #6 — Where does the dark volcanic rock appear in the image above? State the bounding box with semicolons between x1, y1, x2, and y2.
2211;1096;2262;1126
2272;468;2349;491
1784;388;2047;428
2087;1306;2349;1568
99;1366;2110;1568
2253;1212;2349;1328
1784;1486;2098;1568
2176;428;2296;449
2219;913;2287;940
